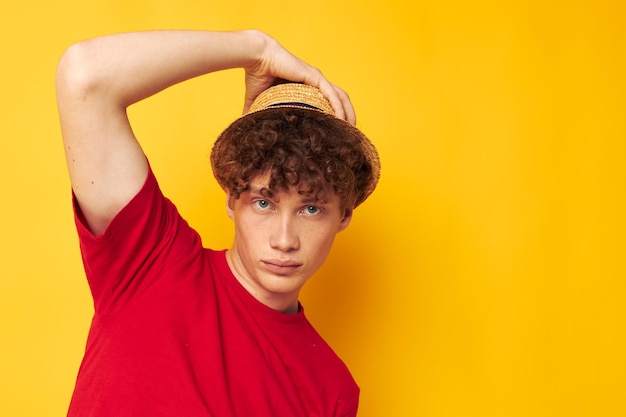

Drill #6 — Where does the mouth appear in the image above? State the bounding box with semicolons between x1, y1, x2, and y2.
262;259;303;275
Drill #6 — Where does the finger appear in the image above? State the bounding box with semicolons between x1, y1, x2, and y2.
313;78;347;121
333;84;356;126
242;72;274;114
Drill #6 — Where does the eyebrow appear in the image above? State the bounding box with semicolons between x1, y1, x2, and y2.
300;196;328;205
248;187;328;205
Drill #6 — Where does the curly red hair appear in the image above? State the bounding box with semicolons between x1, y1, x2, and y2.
211;107;375;208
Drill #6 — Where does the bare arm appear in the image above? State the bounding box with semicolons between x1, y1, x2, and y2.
56;30;354;235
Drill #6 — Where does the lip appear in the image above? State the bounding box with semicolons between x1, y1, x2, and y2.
262;259;303;275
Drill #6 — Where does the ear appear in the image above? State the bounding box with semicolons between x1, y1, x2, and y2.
337;206;353;232
226;194;236;220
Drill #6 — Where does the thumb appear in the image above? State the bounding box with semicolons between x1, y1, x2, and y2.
242;72;274;114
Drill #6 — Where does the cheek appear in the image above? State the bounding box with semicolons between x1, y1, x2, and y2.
235;213;268;247
235;218;255;243
308;228;338;258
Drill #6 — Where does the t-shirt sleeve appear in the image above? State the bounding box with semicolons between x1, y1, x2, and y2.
73;167;204;315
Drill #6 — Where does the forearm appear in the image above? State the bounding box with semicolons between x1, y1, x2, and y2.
56;30;268;108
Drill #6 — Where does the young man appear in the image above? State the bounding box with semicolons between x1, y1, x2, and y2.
56;30;380;417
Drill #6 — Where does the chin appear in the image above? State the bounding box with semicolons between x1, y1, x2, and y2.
259;272;308;295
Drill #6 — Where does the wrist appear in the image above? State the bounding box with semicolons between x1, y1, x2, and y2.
238;29;273;71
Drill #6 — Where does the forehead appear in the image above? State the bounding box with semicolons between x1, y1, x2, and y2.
248;173;338;204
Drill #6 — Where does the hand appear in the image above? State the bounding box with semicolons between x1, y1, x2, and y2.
243;31;356;125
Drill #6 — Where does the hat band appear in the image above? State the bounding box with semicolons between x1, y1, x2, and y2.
267;102;324;112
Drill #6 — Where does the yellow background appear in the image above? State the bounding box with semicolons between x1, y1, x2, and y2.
1;1;625;416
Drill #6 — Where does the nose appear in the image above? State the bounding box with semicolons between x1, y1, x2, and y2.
269;213;300;252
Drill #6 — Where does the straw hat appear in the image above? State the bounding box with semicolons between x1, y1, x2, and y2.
213;83;380;207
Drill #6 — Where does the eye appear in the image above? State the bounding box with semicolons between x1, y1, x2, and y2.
255;199;270;210
304;205;321;215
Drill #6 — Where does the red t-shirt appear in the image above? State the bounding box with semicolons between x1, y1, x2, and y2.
67;168;359;417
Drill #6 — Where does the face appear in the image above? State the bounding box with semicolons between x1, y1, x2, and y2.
226;176;353;314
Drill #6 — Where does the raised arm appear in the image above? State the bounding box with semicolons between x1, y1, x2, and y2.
56;30;354;235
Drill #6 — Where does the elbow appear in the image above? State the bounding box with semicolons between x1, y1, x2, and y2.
56;41;101;99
